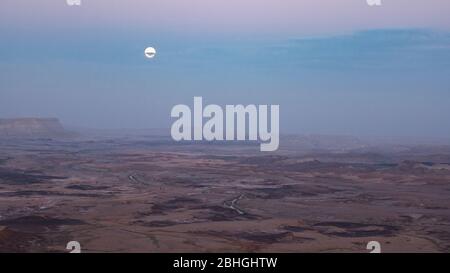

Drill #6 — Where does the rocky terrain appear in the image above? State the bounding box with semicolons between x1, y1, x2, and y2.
0;135;449;253
0;118;74;139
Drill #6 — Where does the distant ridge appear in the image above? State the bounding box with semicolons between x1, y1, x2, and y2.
0;118;76;139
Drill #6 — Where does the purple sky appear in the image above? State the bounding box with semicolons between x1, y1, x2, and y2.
2;0;450;35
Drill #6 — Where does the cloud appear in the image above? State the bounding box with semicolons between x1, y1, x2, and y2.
267;29;450;71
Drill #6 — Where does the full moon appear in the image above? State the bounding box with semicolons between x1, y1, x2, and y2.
144;47;156;59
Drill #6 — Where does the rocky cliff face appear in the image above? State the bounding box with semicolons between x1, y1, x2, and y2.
0;118;73;138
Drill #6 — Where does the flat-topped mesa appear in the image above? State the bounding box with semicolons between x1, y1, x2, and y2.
0;118;74;139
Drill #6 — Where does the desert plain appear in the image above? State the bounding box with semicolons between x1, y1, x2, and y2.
1;128;450;253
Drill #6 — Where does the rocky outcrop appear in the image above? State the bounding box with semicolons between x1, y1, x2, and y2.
0;118;74;139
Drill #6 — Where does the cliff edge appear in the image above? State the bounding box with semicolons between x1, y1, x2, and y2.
0;118;75;139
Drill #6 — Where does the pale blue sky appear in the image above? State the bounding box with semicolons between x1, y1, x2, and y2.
0;1;450;137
